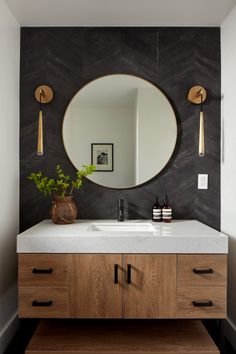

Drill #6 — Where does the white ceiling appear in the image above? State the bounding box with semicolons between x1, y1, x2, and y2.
5;0;236;27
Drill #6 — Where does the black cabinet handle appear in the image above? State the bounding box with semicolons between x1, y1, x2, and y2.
32;300;53;307
114;264;119;284
193;300;213;307
127;264;132;284
193;268;213;274
32;268;53;274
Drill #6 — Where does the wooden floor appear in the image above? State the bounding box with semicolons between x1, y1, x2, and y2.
25;319;219;354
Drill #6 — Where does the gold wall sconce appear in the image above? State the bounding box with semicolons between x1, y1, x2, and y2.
187;85;207;157
35;85;54;156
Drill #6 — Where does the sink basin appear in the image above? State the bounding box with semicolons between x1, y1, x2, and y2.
88;222;156;232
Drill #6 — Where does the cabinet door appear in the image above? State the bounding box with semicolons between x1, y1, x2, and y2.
69;254;123;318
123;255;176;318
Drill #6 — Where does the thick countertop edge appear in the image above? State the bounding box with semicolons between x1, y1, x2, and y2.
17;251;228;254
17;219;228;254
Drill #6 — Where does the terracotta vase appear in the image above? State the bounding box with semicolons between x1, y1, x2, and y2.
50;196;77;224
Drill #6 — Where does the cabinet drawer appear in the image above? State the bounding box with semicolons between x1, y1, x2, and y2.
178;255;227;287
19;254;68;287
19;287;68;318
177;287;226;318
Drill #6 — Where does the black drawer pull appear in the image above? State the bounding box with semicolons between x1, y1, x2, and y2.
193;300;213;307
127;264;132;284
32;268;53;274
32;300;53;307
114;264;119;284
193;268;213;274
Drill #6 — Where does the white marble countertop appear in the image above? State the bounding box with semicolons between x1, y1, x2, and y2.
17;220;228;254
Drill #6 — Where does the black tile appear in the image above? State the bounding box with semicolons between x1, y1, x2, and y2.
20;27;221;232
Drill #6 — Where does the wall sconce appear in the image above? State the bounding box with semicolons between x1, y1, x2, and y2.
35;85;53;156
187;85;207;157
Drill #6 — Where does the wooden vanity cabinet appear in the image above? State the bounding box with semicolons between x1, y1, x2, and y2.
69;254;123;318
18;254;69;318
123;255;176;318
18;253;227;319
177;255;227;318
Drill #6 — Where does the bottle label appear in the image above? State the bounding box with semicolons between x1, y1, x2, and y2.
153;208;162;221
153;207;161;222
162;207;172;221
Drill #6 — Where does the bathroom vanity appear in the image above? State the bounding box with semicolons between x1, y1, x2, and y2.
17;220;228;320
18;33;223;354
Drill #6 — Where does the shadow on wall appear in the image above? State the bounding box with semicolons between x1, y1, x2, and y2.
0;229;19;353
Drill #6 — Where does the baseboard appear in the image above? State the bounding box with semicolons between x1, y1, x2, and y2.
222;318;236;351
0;311;19;354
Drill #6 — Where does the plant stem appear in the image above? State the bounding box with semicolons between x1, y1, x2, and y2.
69;185;74;196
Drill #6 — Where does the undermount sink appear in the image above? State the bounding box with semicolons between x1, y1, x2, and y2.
88;222;156;232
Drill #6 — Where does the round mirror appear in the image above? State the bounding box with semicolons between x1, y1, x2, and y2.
63;74;177;189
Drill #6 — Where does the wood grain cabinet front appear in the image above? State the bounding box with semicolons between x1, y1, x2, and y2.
123;255;176;318
177;255;227;287
18;254;69;318
18;287;68;318
18;254;69;287
177;255;227;318
69;254;123;318
18;253;227;319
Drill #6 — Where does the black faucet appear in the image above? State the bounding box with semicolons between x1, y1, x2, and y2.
117;198;124;222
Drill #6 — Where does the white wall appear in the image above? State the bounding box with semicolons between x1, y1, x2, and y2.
221;3;236;347
0;1;19;352
135;88;177;185
64;106;136;188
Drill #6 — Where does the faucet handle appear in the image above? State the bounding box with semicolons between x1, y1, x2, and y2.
118;198;124;208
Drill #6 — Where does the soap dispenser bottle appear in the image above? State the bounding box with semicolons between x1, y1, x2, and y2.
162;195;172;223
152;197;162;222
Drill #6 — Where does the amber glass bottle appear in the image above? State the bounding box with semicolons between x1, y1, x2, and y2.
152;197;162;222
162;195;172;223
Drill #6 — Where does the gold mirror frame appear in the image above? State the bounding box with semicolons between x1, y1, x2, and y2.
62;74;178;189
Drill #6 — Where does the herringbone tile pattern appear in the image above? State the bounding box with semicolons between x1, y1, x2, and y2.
20;28;221;232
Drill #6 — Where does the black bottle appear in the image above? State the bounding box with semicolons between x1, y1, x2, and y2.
162;195;172;223
152;197;162;222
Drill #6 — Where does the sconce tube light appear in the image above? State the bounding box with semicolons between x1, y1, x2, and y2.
35;85;53;157
199;111;205;157
37;109;43;156
199;90;205;157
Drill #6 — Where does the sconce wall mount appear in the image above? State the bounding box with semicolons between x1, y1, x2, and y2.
35;85;53;104
187;85;207;105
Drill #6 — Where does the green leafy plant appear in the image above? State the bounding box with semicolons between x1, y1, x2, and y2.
28;164;96;197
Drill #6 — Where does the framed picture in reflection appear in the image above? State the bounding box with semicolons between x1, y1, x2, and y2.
91;143;114;172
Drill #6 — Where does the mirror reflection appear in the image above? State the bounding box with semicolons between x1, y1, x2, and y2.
63;74;177;189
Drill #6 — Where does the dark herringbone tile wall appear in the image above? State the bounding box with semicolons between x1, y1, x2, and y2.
20;27;221;232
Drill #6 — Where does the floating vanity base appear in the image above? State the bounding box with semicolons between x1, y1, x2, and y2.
25;319;219;354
